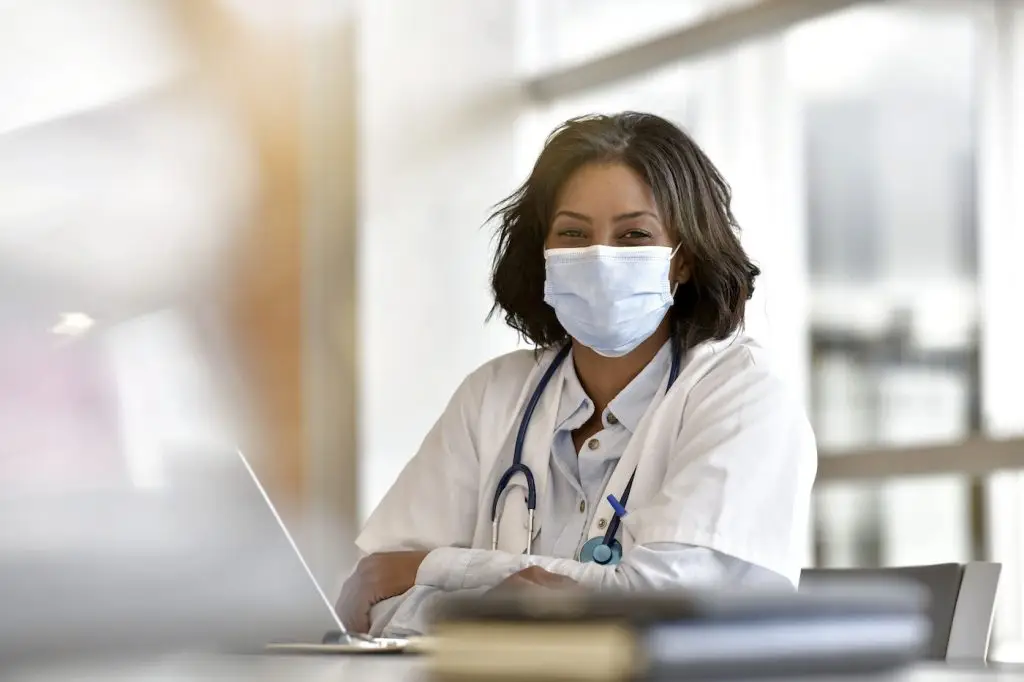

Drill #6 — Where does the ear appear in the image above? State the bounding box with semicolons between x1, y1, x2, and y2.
673;259;692;287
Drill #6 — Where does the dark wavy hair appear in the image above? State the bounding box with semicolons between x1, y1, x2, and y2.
489;112;759;352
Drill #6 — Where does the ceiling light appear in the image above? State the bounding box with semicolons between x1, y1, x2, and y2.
52;312;95;336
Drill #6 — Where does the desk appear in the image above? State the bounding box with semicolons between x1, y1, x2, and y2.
5;655;423;682
5;656;1024;682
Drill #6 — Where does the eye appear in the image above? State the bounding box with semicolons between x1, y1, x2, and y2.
621;229;653;241
555;227;586;239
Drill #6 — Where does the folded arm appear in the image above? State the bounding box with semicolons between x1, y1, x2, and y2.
369;586;491;638
416;541;787;592
367;542;788;637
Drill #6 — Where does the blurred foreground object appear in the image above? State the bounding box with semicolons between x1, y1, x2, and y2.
0;449;343;671
430;581;929;682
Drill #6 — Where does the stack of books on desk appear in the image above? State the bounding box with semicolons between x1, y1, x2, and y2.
429;582;930;681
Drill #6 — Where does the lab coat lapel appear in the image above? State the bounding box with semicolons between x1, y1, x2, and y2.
492;349;567;554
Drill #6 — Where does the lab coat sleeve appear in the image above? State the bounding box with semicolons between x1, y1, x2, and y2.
370;586;492;638
629;344;817;585
375;543;785;637
416;542;789;593
355;368;487;554
366;595;405;637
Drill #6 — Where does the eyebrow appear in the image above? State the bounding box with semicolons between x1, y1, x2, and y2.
552;210;659;223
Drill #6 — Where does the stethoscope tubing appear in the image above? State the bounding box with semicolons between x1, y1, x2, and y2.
491;336;682;559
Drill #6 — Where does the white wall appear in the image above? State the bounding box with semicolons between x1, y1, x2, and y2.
356;0;524;520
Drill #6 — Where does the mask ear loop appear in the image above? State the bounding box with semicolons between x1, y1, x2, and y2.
669;244;682;298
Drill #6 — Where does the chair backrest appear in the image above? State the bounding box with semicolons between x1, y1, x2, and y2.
799;562;1001;664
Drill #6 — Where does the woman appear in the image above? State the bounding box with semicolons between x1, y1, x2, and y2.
336;112;817;637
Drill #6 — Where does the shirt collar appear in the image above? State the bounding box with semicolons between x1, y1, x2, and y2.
605;341;671;432
554;355;591;433
554;340;672;434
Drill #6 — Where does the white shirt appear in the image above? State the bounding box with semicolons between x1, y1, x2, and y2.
355;333;817;636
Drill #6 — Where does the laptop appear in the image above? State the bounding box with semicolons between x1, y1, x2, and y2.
0;451;417;666
233;448;418;654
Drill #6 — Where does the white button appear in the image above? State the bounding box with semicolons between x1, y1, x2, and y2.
587;438;600;450
607;413;619;425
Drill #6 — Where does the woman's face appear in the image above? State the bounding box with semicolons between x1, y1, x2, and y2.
545;161;689;284
546;162;670;249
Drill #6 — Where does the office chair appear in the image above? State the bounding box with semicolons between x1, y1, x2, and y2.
800;562;1001;664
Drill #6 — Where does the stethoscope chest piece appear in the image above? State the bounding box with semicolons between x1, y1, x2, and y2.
579;536;622;565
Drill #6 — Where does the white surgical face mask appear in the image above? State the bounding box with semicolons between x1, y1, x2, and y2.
543;244;679;357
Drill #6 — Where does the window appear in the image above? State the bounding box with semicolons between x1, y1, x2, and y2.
791;2;980;568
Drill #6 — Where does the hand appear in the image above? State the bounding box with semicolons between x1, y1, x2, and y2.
335;551;428;633
488;566;579;594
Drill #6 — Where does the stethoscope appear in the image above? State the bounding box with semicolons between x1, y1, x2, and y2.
490;337;682;566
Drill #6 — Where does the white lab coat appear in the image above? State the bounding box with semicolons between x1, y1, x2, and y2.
357;333;816;586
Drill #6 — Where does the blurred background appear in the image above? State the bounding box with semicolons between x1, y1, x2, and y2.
3;0;1024;663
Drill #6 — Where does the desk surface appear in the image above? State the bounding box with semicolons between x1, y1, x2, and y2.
5;655;422;682
6;656;1024;682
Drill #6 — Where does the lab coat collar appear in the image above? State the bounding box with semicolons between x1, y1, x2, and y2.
553;352;590;433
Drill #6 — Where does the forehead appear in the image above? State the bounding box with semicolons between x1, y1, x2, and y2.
554;162;659;215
